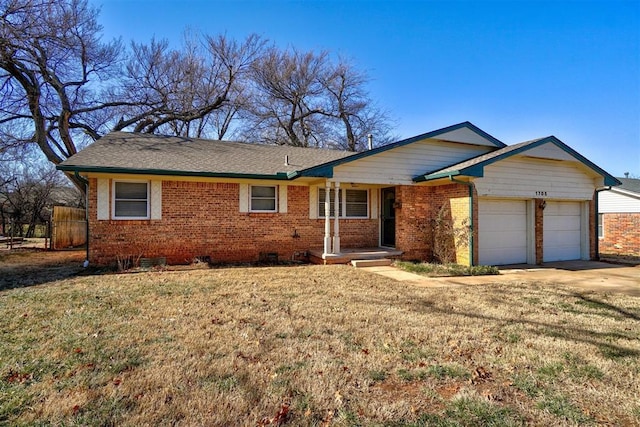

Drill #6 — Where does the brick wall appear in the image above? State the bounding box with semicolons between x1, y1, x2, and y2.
396;183;472;263
599;212;640;257
88;179;378;266
534;199;544;264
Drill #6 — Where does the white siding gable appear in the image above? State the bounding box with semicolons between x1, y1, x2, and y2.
522;142;576;161
436;127;500;147
599;190;640;213
332;140;493;185
474;156;597;200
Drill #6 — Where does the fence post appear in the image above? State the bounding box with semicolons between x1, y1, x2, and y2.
9;218;14;250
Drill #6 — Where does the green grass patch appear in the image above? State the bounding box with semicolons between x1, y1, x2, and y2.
419;397;524;426
512;373;543;398
537;393;593;424
427;364;470;380
537;362;564;379
369;370;389;382
394;261;500;277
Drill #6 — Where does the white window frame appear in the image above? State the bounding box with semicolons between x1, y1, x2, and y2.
112;180;150;220
318;188;369;219
597;213;604;238
250;185;278;213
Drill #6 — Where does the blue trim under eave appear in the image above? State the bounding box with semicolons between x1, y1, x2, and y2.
414;136;621;186
298;121;506;178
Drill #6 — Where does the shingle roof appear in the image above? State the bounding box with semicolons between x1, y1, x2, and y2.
616;177;640;194
58;132;354;178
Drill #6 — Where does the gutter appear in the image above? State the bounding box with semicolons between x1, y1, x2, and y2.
449;176;475;266
57;165;296;181
594;186;611;260
74;171;90;266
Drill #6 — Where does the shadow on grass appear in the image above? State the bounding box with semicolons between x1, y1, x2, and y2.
0;249;86;292
366;285;640;361
571;292;639;321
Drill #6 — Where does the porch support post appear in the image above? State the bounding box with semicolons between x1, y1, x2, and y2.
323;182;332;255
333;181;341;254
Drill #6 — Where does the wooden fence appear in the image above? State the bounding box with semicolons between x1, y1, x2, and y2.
52;206;86;249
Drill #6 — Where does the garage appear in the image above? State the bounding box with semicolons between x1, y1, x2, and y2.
478;199;529;265
543;201;582;262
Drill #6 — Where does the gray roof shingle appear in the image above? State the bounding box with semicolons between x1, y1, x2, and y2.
617;177;640;194
58;132;354;177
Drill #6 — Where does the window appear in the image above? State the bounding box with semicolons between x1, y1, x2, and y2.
113;181;149;219
598;213;604;238
344;189;368;217
318;188;368;218
250;185;277;212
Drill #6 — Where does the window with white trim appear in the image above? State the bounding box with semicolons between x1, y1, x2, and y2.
113;181;149;219
250;185;277;212
318;188;368;218
598;213;604;238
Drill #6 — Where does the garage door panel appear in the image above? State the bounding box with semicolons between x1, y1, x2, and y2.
482;218;524;232
479;202;526;215
545;217;580;231
479;199;528;266
543;201;582;262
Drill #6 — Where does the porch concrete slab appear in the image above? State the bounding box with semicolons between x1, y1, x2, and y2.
351;259;393;268
309;247;402;264
359;261;640;297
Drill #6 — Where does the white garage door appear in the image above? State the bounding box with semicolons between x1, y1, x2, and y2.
544;201;582;262
478;199;528;265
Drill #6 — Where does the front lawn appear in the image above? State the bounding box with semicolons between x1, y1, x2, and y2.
1;252;639;425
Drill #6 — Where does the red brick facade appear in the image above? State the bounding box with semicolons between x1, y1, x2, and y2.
88;179;378;266
88;178;598;266
599;213;640;257
395;183;472;263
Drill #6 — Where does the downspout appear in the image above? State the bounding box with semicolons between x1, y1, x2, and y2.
594;186;611;260
449;176;474;266
74;171;90;266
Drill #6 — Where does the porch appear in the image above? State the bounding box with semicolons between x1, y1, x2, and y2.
308;247;403;265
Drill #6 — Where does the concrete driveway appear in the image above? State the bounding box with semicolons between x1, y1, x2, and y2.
361;260;640;297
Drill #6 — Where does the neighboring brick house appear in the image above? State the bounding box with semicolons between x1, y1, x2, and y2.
57;122;619;267
598;177;640;257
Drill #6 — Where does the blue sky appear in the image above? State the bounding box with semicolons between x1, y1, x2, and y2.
92;0;640;177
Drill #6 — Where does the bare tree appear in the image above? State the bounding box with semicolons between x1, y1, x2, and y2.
243;48;329;147
114;33;265;139
320;59;394;151
0;161;73;237
1;0;396;196
243;49;394;150
0;0;124;189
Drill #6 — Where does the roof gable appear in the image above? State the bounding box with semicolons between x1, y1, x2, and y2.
431;125;505;147
415;136;621;187
299;121;505;178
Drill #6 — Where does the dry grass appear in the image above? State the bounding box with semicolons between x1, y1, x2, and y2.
1;252;639;426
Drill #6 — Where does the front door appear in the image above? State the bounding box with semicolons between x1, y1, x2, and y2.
381;187;396;247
